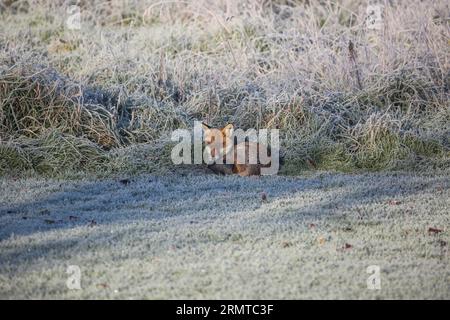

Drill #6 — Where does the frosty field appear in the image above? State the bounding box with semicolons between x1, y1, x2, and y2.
0;171;448;299
0;0;449;300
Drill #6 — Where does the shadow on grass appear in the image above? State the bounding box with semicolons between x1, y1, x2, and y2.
0;172;446;270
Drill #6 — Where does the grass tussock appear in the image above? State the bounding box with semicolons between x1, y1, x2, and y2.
0;0;449;177
0;130;107;176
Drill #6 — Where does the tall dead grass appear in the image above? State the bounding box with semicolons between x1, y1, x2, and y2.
0;0;448;177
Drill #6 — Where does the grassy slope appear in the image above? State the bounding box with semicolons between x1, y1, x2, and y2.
0;171;448;299
1;0;449;177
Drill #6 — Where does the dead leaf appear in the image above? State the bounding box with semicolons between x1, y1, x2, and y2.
428;227;443;234
119;179;130;185
261;192;267;201
317;236;326;245
282;241;292;248
402;229;412;236
308;223;316;229
343;243;353;249
306;158;317;169
388;200;402;205
96;283;109;289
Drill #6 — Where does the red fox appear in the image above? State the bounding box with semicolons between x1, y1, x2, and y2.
201;123;277;176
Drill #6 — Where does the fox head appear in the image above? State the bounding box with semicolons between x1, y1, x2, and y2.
202;123;234;162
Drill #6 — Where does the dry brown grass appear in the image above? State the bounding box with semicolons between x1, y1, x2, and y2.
0;0;448;177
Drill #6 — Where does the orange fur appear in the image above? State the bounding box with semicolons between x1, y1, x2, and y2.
202;123;271;176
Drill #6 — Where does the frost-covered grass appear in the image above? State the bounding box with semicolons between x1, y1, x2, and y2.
0;1;448;300
1;0;449;177
0;171;448;299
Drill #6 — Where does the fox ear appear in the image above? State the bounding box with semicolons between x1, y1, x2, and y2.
222;123;234;136
202;122;211;131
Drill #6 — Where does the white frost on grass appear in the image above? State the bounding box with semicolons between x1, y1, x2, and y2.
0;172;449;299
